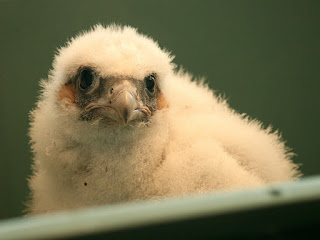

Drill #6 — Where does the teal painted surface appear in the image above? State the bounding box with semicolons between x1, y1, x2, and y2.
0;0;319;219
0;176;320;240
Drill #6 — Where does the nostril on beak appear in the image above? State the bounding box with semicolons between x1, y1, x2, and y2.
109;87;114;95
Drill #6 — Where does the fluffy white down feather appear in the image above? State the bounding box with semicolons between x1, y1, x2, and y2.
28;24;300;214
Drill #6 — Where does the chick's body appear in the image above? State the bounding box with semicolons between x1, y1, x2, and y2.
28;25;300;214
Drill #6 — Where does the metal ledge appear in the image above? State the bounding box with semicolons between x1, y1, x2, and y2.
1;176;320;239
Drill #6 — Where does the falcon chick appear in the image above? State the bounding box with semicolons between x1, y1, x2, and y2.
28;25;300;214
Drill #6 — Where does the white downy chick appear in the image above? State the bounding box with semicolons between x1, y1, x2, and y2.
28;24;300;214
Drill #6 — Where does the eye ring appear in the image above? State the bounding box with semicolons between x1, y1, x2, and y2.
78;68;98;93
144;73;156;93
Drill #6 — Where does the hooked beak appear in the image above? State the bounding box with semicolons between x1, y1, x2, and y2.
111;88;138;124
85;81;151;125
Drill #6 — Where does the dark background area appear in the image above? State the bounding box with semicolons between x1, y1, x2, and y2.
0;0;319;220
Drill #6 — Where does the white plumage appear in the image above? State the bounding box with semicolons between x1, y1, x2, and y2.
28;24;300;214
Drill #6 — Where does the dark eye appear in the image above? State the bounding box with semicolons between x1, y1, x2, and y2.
145;73;156;93
79;68;94;91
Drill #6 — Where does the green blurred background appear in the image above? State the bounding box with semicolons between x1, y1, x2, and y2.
0;0;319;220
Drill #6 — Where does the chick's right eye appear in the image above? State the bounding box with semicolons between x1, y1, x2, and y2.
79;69;94;90
145;73;156;93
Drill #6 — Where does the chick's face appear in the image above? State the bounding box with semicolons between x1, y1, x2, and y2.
53;25;173;126
59;67;167;126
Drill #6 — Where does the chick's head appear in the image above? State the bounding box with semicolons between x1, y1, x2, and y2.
49;25;174;126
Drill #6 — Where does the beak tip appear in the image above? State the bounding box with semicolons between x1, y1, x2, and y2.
122;109;130;124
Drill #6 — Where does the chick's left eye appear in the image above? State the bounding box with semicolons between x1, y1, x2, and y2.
80;69;94;91
145;74;156;92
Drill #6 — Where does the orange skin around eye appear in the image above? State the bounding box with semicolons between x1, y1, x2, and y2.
58;84;76;105
156;91;168;110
